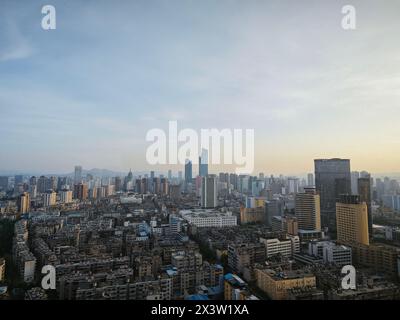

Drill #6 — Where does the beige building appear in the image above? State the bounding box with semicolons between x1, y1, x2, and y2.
295;187;321;231
336;195;369;246
256;268;316;300
18;192;30;214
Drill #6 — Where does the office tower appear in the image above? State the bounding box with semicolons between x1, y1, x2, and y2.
74;183;88;200
29;176;37;186
168;170;172;180
199;149;209;177
358;177;372;236
295;187;321;231
18;192;30;214
74;165;82;184
114;176;122;192
351;171;360;195
43;191;57;207
287;177;299;194
201;175;217;208
184;160;192;183
0;176;8;191
28;184;37;198
36;176;47;194
314;158;351;230
160;178;168;195
252;179;265;196
336;194;369;246
307;173;314;187
265;199;283;227
15;175;23;185
178;171;183;181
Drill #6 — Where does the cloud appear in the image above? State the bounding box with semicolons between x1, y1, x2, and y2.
0;20;34;62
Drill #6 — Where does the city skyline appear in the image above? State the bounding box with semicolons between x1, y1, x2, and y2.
1;0;400;174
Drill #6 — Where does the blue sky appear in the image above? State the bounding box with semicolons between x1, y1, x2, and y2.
1;0;400;175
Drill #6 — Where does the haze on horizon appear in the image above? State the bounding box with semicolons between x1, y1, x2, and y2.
1;0;400;175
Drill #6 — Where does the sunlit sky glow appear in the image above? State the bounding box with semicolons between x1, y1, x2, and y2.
1;0;400;175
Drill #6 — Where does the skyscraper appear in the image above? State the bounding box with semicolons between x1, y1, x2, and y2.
336;194;369;246
74;183;88;200
358;176;372;236
18;192;30;214
307;173;314;187
0;176;8;191
201;175;217;208
295;187;321;231
199;149;209;177
184;160;192;183
314;158;351;231
74;165;82;184
351;171;360;195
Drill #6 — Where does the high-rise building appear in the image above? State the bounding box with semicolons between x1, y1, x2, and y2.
314;158;351;230
295;187;321;231
43;191;57;207
199;149;209;177
18;192;30;214
336;195;369;246
307;173;314;187
15;175;23;185
74;165;82;184
0;176;8;191
201;175;217;208
351;171;360;195
358;176;372;236
184;160;192;184
74;183;88;200
168;170;172;180
37;176;47;194
60;190;73;203
265;199;283;227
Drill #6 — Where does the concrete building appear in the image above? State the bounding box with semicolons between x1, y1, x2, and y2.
201;175;217;209
180;209;237;228
260;236;300;258
336;195;369;246
295;187;321;231
256;268;316;300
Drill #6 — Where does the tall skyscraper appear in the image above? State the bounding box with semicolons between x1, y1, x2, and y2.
351;171;360;195
168;170;172;180
199;149;209;177
307;173;314;187
74;165;83;184
18;192;30;214
314;158;351;231
336;194;369;246
295;187;321;231
184;160;192;183
74;183;88;200
201;175;217;208
358;176;372;236
0;176;8;191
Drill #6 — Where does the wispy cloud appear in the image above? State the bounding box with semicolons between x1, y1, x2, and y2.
0;19;34;62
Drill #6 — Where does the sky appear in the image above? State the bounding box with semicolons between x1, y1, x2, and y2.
1;0;400;175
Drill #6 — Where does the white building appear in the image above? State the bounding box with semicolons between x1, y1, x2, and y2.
309;241;352;267
179;209;237;228
260;235;300;258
